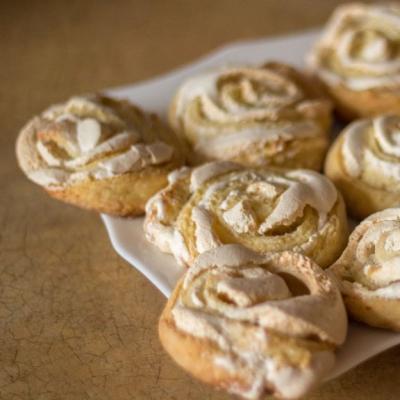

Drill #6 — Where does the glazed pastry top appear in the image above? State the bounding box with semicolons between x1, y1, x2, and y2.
339;114;400;189
308;3;400;90
170;245;347;399
330;207;400;299
17;95;178;189
145;161;341;266
169;62;331;162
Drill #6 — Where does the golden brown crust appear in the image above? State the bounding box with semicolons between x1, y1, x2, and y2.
47;164;177;216
322;82;400;121
342;292;400;332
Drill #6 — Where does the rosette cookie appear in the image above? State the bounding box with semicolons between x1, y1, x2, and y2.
325;114;400;219
144;161;348;268
16;94;185;216
169;62;332;170
330;208;400;331
159;245;348;400
308;3;400;119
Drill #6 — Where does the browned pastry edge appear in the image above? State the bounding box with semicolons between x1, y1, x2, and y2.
319;80;400;121
324;133;400;219
47;164;179;216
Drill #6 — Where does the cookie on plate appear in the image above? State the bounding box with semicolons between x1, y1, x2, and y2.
144;161;348;268
330;208;400;331
16;94;186;216
325;114;400;219
308;3;400;120
169;62;332;170
160;245;347;399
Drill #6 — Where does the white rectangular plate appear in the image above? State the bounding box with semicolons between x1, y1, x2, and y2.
102;29;400;382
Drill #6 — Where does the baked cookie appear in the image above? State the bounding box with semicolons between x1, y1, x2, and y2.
330;208;400;331
160;245;348;400
307;3;400;120
169;62;332;170
144;161;348;268
16;94;186;216
325;114;400;219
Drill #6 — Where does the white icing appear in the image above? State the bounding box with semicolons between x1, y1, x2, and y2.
341;120;367;177
259;170;337;233
77;118;101;152
190;161;240;191
215;267;291;306
364;148;400;180
167;166;191;184
359;33;390;63
371;282;400;299
192;206;221;253
147;141;174;163
222;200;257;234
65;132;135;168
36;141;62;167
144;221;190;266
374;115;400;157
98;146;141;175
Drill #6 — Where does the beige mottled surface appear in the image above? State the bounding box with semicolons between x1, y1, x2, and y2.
1;1;399;399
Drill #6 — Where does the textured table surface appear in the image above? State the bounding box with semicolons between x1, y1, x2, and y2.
1;1;399;399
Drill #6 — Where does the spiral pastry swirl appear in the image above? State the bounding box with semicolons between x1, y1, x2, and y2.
16;94;185;215
330;208;400;331
169;62;332;170
144;161;348;268
325;114;400;218
308;3;400;118
159;245;347;399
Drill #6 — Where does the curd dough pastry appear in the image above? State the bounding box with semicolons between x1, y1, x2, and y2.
144;161;348;268
159;245;348;400
169;62;332;170
330;208;400;331
16;94;185;216
307;3;400;119
325;114;400;219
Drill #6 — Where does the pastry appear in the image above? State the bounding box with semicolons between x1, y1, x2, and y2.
16;94;186;216
169;62;332;170
307;3;400;120
330;208;400;331
144;161;348;268
159;244;348;399
325;113;400;219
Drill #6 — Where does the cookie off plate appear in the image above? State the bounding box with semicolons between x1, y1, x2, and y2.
101;29;400;381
